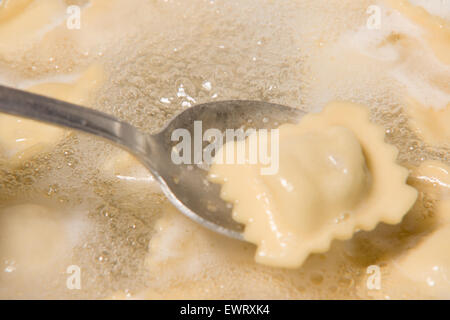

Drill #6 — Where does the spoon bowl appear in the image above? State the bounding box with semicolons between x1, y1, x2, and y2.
0;85;304;240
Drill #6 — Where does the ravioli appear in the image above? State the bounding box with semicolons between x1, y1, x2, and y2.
209;101;418;268
102;151;155;183
387;161;450;298
0;204;68;273
0;0;34;22
383;0;450;65
409;160;450;200
0;64;104;165
0;0;66;54
405;98;450;147
101;150;162;195
393;225;450;298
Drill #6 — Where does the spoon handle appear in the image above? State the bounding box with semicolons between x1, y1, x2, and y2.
0;84;150;157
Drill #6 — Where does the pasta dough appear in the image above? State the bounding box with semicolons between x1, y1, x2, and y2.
393;161;450;298
209;102;418;268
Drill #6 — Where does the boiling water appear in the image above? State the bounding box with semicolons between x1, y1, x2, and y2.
0;0;448;299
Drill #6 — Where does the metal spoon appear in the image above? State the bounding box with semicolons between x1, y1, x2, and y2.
0;85;303;240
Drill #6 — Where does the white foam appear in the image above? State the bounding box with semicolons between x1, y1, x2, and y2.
392;71;450;109
410;0;450;20
339;1;450;109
